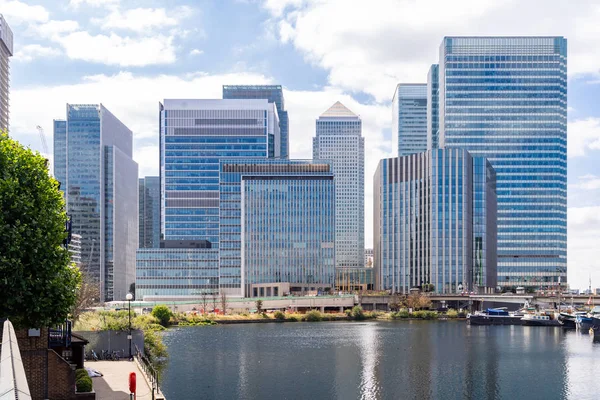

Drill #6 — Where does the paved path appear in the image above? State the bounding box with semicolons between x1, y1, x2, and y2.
90;360;154;400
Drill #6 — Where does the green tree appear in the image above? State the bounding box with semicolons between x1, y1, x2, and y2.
152;305;173;326
0;133;80;328
255;299;263;314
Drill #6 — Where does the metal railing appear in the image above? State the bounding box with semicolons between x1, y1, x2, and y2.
48;320;71;348
0;319;32;400
134;344;161;400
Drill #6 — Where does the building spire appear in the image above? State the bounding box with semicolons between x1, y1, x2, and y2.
320;101;357;117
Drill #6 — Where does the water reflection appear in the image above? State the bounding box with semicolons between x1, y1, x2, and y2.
161;322;598;400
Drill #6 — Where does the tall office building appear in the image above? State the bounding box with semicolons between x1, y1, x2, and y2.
392;84;428;156
313;101;364;268
53;104;138;301
223;85;289;158
159;99;280;246
220;159;335;297
374;148;497;294
437;37;567;289
427;65;439;150
139;176;160;248
0;15;13;132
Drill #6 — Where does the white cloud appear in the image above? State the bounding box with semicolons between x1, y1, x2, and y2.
68;0;120;9
190;49;204;56
14;44;61;62
568;206;600;289
567;118;600;157
92;7;193;33
264;0;600;101
54;31;177;67
0;0;48;24
570;175;600;191
30;20;80;37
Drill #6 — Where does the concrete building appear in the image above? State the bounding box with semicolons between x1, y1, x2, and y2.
374;148;497;294
392;84;428;156
427;64;439;150
436;36;567;289
364;248;373;268
313;102;364;268
223;85;289;159
0;15;13;132
139;176;160;248
69;233;82;267
53;104;138;301
219;159;336;297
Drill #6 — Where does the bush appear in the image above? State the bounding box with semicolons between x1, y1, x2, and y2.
75;368;89;381
76;375;93;392
351;305;365;320
152;305;173;327
304;310;323;322
411;310;438;320
457;310;467;318
274;311;285;320
287;315;299;322
446;309;458;318
344;309;352;317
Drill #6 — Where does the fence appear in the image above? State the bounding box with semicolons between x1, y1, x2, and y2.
135;344;163;400
73;330;144;357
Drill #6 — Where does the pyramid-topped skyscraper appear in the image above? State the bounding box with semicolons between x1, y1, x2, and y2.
313;102;364;268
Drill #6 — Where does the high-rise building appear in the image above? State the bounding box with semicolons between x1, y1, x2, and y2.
223;85;289;158
159;99;280;246
0;15;13;133
69;233;82;268
313;101;364;268
374;148;497;294
437;37;567;289
54;104;138;302
139;176;160;248
364;248;373;268
392;84;428;156
220;159;335;297
427;65;439;150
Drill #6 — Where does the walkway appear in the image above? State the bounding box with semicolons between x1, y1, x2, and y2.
91;360;154;400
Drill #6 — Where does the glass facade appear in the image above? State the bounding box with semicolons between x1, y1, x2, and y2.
223;85;289;159
392;84;428;156
313;102;364;268
0;14;12;132
427;64;439;150
54;104;138;301
139;176;160;248
374;149;497;294
438;37;567;288
159;99;280;247
136;247;219;300
220;160;335;297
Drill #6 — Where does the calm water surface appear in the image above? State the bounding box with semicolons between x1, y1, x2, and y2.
161;321;600;400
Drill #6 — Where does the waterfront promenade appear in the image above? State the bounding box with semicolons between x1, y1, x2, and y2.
93;360;158;400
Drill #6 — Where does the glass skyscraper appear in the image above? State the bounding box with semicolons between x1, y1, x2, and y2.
223;85;289;159
0;15;12;133
437;37;567;289
313;101;364;268
392;84;428;156
374;148;497;294
220;159;335;297
139;176;160;248
427;64;440;150
53;104;138;301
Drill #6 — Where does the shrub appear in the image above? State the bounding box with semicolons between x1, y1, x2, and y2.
351;305;365;320
76;375;93;393
274;311;285;320
412;310;438;320
457;310;467;318
396;310;410;319
287;315;299;322
152;305;173;327
344;309;352;317
304;310;323;322
75;368;89;380
446;309;458;318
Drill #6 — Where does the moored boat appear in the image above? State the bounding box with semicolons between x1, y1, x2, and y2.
522;313;561;327
467;308;524;326
558;312;579;329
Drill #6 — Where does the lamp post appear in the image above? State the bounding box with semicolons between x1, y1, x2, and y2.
126;292;133;361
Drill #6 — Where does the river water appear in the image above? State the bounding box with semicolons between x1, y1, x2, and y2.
160;321;600;399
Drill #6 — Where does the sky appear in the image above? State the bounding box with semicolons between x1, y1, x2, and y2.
5;0;600;290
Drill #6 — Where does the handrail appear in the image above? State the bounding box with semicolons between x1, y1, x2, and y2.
0;319;32;400
134;344;161;399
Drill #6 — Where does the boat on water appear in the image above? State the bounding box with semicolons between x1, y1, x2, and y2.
558;312;586;329
576;307;600;331
467;308;524;326
591;317;600;337
522;313;561;327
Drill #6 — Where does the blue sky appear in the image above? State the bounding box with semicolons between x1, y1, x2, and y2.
5;0;600;289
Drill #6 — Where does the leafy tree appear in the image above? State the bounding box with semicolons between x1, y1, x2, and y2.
220;292;228;315
152;305;172;326
255;299;263;314
0;133;80;328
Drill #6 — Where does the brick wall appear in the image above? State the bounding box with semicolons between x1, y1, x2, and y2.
15;327;77;400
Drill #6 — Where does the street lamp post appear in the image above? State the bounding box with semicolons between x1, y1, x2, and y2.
126;292;133;361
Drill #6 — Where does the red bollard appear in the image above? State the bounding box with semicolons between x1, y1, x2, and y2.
129;372;136;400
